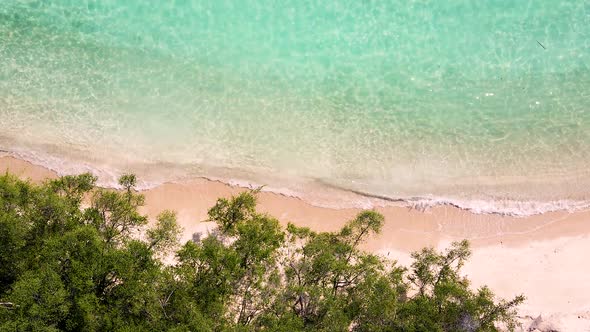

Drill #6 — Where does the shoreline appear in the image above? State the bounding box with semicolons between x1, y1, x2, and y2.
1;155;590;329
2;147;590;217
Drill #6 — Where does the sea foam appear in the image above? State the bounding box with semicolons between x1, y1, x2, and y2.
3;149;589;218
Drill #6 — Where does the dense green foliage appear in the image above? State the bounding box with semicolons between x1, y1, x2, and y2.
0;173;524;331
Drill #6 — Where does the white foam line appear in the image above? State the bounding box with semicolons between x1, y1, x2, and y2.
404;196;590;217
2;148;589;217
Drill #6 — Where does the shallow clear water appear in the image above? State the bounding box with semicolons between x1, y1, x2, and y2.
1;1;589;214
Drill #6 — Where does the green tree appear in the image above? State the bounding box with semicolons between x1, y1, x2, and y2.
397;240;525;331
0;173;525;332
0;173;182;331
86;178;147;247
265;211;386;331
147;210;182;252
172;191;285;328
2;268;69;332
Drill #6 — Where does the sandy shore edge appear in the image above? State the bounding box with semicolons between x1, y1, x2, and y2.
2;156;589;330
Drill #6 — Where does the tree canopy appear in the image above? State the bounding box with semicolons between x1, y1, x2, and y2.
0;173;524;331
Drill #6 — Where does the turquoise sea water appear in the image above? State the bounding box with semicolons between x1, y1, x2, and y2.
1;1;589;214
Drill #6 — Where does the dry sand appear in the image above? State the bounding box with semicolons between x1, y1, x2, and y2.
2;156;589;331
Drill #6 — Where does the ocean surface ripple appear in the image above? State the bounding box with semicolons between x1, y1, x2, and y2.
1;1;589;215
